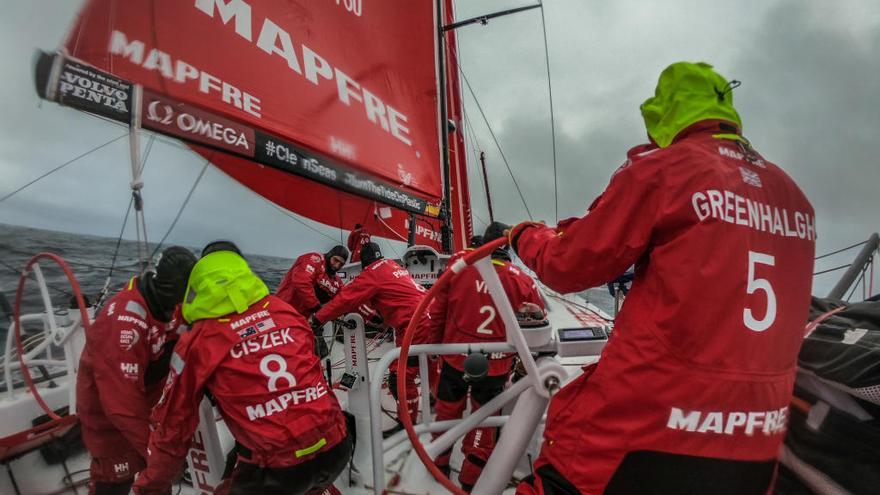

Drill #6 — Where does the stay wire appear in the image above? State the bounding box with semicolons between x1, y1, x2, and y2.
262;200;340;243
460;69;533;220
0;259;74;299
538;0;560;222
101;135;155;304
151;158;210;258
0;134;128;205
462;114;492;228
845;269;866;302
814;239;868;260
452;49;534;220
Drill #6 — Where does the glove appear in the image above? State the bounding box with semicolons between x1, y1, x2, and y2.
314;335;330;359
507;221;544;253
309;314;323;334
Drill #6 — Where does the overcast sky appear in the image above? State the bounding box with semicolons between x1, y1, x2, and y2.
0;0;878;296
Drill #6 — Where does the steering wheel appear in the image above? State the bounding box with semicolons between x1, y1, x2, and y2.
395;237;562;494
13;253;92;420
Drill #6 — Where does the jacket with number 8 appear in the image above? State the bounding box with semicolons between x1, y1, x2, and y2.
134;252;346;494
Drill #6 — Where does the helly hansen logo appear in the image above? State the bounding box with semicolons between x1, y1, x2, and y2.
666;406;788;436
739;167;762;188
113;462;129;474
120;362;139;379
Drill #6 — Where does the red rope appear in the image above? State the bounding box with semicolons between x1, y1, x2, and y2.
13;253;91;421
396;237;506;495
804;306;846;337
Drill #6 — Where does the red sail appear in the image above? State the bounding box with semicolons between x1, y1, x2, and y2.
60;0;446;247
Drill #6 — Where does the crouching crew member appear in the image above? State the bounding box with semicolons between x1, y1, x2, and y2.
311;243;426;429
77;246;196;495
133;249;351;495
416;223;546;492
511;62;816;495
275;245;349;357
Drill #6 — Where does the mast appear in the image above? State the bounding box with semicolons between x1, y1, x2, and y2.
436;0;454;254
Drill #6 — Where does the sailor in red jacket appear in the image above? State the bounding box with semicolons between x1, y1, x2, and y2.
275;245;349;318
77;246;196;495
511;62;816;494
416;223;546;492
275;245;349;357
346;223;371;264
312;242;427;427
133;249;351;495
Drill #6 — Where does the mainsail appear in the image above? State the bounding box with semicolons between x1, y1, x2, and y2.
34;0;470;250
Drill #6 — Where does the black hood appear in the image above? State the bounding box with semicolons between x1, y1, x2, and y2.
360;242;383;269
200;240;242;258
483;221;511;261
324;245;349;276
138;246;197;322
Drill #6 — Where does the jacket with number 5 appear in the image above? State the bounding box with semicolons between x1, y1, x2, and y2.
513;118;815;490
134;252;346;494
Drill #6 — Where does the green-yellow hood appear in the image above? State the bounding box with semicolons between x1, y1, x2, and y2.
182;251;269;324
640;62;742;148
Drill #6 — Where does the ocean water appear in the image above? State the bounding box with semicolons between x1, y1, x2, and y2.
0;223;293;320
0;222;616;328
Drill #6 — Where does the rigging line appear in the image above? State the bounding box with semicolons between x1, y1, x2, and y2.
262;199;339;243
538;0;560;222
138;134;156;176
813;263;851;276
0;260;74;299
814;239;869;260
381;237;402;259
101;132;155;295
0;134;128;205
106;196;134;281
459;69;533;220
447;36;534;220
150;158;211;258
462;113;492;227
845;269;866;302
374;214;408;242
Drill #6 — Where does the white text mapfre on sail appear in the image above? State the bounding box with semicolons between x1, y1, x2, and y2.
191;0;412;146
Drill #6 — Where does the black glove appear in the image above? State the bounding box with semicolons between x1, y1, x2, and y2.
314;336;330;359
309;314;323;334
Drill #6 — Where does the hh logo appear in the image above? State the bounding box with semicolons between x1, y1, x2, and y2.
113;462;129;474
121;363;139;374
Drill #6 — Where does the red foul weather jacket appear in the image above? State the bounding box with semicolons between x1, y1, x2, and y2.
315;258;426;339
515;122;815;492
275;252;342;317
417;258;545;376
134;295;347;492
347;228;371;263
76;278;183;459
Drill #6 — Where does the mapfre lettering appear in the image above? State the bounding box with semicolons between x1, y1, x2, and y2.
666;406;788;436
230;310;271;329
193;0;411;145
246;383;328;420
